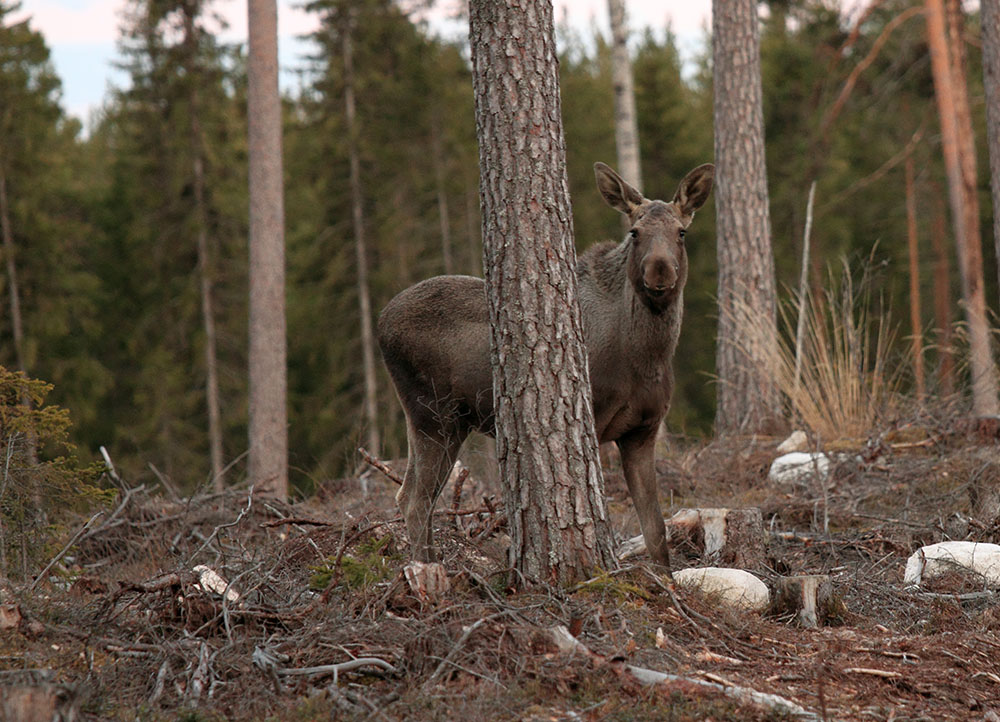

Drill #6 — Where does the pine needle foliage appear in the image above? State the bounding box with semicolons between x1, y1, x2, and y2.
0;367;111;580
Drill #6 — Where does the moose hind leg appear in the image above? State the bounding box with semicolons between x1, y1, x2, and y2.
618;433;671;568
396;420;466;562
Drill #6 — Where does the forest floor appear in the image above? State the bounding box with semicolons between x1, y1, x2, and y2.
3;418;1000;721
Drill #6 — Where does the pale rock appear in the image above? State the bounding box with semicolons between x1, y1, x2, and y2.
768;452;830;486
776;430;808;454
903;541;1000;587
672;567;770;612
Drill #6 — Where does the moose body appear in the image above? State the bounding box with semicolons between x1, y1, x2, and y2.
377;162;714;567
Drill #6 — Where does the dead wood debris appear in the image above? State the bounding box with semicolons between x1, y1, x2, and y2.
3;432;1000;720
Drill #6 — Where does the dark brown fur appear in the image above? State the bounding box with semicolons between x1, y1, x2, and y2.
377;162;714;566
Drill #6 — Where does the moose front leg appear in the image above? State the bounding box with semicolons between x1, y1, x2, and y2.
617;430;671;569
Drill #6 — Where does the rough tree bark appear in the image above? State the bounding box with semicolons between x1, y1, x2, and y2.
983;0;1000;310
608;0;642;189
247;0;288;499
341;18;380;467
468;0;616;585
182;7;225;488
712;0;780;434
925;0;999;416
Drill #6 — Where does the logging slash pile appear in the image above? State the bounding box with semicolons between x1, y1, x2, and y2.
2;419;1000;721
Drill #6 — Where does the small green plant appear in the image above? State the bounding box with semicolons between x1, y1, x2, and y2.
0;366;111;580
309;534;399;590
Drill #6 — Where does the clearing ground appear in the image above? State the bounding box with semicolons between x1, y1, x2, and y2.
2;419;1000;721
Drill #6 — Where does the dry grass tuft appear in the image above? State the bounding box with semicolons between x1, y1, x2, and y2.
727;257;903;442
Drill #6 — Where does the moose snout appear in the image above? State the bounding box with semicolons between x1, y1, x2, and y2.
643;256;679;294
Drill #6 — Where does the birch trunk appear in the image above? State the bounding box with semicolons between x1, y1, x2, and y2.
607;0;642;189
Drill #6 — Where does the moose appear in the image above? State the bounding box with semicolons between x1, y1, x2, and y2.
377;161;714;568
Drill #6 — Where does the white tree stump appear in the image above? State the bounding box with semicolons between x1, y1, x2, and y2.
404;561;450;603
771;574;843;628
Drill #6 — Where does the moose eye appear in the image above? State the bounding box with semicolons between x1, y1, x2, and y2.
629;228;639;242
678;229;687;241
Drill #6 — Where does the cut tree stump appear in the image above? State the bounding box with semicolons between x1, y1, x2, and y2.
619;507;767;570
771;574;844;627
403;561;450;603
0;683;77;722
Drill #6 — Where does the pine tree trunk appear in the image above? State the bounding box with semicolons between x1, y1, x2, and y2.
468;0;615;585
608;0;642;189
925;0;999;416
342;21;381;467
712;0;780;434
183;9;225;489
247;0;288;499
905;153;925;400
982;0;1000;309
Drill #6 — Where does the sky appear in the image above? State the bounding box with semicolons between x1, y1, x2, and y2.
16;0;712;127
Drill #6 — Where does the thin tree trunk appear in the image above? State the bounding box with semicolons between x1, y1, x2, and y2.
247;0;288;499
465;182;480;275
183;8;225;488
469;0;615;584
793;181;816;394
925;0;999;415
931;191;955;396
982;0;1000;309
905;153;925;400
431;119;453;274
608;0;642;189
342;21;380;467
0;169;26;377
712;0;781;434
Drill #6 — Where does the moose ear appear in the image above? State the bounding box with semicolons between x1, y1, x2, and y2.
673;163;714;219
594;162;644;215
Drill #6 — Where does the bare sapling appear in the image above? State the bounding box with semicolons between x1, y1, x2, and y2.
377;162;713;568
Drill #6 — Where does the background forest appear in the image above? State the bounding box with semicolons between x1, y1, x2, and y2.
1;0;997;494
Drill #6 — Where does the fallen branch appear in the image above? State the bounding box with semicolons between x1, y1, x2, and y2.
260;517;334;528
549;626;819;720
30;510;105;591
844;667;902;679
275;657;397;681
358;447;403;486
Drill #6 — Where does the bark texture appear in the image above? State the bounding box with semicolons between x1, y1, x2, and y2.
247;0;288;499
342;21;381;466
712;0;780;434
925;0;999;415
983;0;1000;311
608;0;642;189
468;0;615;584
